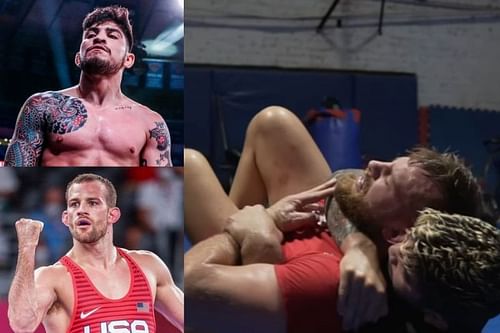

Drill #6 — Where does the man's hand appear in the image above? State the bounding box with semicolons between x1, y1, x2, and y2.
225;205;284;264
267;177;336;232
15;218;44;249
338;237;388;331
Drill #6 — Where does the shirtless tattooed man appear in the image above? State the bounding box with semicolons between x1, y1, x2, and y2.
5;5;172;167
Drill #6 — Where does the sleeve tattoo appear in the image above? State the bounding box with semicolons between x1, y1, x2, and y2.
5;92;87;166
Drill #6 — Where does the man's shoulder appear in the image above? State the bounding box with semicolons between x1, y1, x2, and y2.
121;248;170;276
121;248;160;265
124;98;166;122
35;262;69;282
24;90;75;106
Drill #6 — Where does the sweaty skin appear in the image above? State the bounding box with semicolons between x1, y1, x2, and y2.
5;90;171;166
8;179;183;333
43;249;182;333
6;18;172;167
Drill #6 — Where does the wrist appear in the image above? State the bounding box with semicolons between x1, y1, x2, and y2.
265;206;284;231
223;217;244;246
341;232;377;255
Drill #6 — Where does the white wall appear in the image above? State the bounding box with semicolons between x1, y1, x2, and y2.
185;0;500;110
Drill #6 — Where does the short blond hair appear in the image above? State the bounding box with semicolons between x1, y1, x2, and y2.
401;208;500;328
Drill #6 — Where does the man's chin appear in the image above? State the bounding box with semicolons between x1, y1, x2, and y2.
80;58;121;75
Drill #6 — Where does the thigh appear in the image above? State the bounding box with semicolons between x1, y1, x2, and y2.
185;149;238;243
230;106;332;206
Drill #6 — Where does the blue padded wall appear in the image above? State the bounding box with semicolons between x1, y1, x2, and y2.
429;106;500;176
185;65;418;184
354;73;418;161
429;106;500;209
184;67;213;157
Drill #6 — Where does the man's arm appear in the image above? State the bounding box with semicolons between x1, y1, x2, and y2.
5;95;46;166
141;113;172;167
147;252;184;332
185;232;286;333
327;170;388;330
8;219;57;333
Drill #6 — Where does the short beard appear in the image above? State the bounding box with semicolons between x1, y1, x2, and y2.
80;55;124;75
334;173;379;239
70;224;107;243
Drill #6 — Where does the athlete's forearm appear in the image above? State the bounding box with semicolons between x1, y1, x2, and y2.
185;233;240;273
8;245;42;333
185;233;240;308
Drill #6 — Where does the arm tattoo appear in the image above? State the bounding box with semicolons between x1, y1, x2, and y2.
149;121;172;166
327;169;364;245
5;92;87;166
149;121;170;150
328;198;360;245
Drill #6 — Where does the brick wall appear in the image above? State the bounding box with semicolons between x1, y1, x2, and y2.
185;0;500;110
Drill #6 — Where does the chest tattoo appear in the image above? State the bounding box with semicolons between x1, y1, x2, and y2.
42;92;88;134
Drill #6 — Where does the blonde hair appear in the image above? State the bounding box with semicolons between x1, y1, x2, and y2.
401;208;500;327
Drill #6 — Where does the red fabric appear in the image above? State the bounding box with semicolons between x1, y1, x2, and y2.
275;227;344;333
60;248;156;333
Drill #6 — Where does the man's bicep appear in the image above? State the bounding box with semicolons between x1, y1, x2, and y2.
34;268;58;320
154;259;184;331
186;263;286;333
5;96;45;166
142;118;172;166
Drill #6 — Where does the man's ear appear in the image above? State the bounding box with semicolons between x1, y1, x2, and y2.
75;52;81;68
123;52;135;69
381;227;406;244
62;211;69;226
108;207;121;224
423;309;448;331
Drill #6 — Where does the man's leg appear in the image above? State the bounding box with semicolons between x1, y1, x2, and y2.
185;148;238;243
230;106;331;207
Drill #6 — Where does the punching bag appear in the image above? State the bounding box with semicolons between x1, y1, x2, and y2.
305;99;362;172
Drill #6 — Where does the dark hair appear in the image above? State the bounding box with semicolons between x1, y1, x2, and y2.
82;5;134;51
65;173;117;207
408;147;483;219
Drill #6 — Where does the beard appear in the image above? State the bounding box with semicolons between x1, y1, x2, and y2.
80;53;124;75
333;172;380;239
69;222;107;243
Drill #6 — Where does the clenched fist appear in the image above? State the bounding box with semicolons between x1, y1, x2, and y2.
15;218;44;248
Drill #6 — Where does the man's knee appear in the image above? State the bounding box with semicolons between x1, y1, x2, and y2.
184;148;209;169
248;106;302;138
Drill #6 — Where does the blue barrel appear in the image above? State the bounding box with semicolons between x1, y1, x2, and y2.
306;107;362;171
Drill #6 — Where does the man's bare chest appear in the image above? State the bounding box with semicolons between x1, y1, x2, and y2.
41;96;146;152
